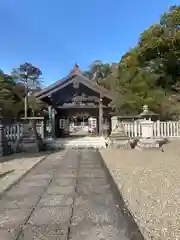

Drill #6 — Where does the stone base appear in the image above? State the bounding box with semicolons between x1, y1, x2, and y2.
106;136;131;149
0;140;13;157
108;125;131;149
0;131;13;156
15;121;46;153
17;137;45;153
111;140;131;149
136;138;162;150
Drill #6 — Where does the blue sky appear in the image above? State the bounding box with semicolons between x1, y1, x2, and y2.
0;0;178;86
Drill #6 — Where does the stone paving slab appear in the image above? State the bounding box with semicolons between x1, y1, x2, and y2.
38;193;74;207
45;184;75;195
77;177;109;186
5;184;45;198
19;178;51;187
55;172;78;178
74;192;117;207
59;165;78;170
0;195;40;209
69;223;129;240
25;173;53;180
19;224;68;240
79;165;102;169
0;207;31;230
0;228;17;240
71;204;121;226
53;177;76;186
28;206;72;225
76;184;112;196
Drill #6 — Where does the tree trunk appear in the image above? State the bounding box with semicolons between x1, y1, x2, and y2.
24;83;28;118
24;95;28;118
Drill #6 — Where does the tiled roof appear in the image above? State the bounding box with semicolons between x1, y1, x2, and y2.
35;64;114;100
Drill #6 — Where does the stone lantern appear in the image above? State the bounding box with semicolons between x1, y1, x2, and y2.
138;105;157;139
136;105;164;149
138;105;158;121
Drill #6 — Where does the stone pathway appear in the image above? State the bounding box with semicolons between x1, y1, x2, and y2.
0;149;143;240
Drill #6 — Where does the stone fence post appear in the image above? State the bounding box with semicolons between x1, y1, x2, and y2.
137;119;161;149
111;116;118;131
140;119;154;138
0;108;4;156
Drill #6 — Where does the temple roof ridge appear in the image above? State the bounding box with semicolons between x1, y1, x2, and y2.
68;63;82;76
35;63;114;100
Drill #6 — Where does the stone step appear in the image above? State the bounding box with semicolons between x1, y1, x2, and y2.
109;141;131;149
44;137;106;149
105;137;131;149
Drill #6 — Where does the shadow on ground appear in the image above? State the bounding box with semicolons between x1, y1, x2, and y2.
0;149;62;163
0;170;15;179
98;150;144;239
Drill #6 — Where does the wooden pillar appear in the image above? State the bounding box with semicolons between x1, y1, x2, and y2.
48;105;56;138
64;118;69;134
52;108;56;138
40;119;45;139
99;98;103;136
48;106;52;137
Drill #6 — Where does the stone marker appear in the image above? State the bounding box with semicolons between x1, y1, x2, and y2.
108;116;131;148
16;119;45;153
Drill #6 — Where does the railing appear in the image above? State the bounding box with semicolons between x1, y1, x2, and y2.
5;124;23;141
122;121;142;138
153;121;180;138
5;120;180;141
122;120;180;138
5;122;44;141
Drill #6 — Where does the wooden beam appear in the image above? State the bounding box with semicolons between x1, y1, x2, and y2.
57;105;109;109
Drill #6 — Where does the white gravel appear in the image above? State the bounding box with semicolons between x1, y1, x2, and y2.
100;141;180;240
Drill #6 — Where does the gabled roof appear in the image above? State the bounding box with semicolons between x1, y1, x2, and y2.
35;64;114;100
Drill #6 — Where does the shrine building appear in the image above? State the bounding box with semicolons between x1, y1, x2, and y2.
35;64;115;138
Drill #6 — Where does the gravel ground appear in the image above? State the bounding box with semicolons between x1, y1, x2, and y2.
100;141;180;240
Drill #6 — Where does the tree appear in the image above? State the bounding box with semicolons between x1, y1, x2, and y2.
99;73;117;90
0;70;15;100
84;60;112;83
12;63;42;118
0;70;23;117
137;6;180;90
28;95;46;117
114;5;180;119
